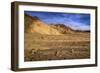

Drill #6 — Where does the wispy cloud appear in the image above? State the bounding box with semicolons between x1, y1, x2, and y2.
25;11;90;31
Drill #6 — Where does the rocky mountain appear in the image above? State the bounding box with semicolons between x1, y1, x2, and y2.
24;14;62;35
50;24;74;34
24;14;74;35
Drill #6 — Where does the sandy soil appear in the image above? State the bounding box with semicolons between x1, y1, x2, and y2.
24;32;90;61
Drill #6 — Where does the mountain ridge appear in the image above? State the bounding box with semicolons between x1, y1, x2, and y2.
24;14;88;35
24;14;61;35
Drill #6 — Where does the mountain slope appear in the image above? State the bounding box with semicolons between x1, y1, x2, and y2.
24;14;61;35
50;24;74;34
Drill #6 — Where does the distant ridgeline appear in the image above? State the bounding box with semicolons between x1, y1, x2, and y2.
24;14;89;35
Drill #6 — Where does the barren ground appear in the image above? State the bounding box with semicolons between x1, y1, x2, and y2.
24;32;90;61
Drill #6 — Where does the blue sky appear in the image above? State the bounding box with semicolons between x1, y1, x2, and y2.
25;11;90;31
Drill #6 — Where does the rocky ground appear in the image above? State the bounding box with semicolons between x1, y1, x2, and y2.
24;32;90;61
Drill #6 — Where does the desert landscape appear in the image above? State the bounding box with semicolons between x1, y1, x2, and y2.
24;13;90;61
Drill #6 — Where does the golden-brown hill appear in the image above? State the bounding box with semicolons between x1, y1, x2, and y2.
24;14;77;35
24;14;61;35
